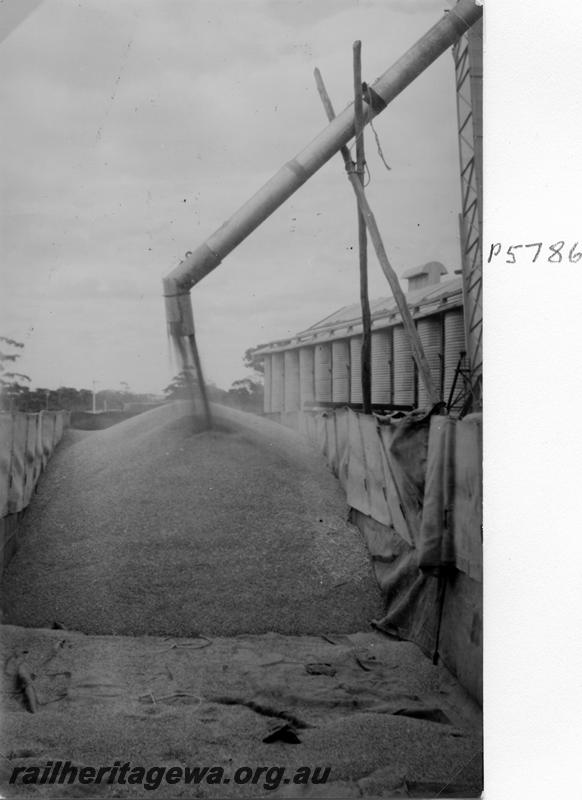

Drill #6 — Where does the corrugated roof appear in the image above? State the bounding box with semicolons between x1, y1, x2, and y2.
255;275;463;356
304;275;462;332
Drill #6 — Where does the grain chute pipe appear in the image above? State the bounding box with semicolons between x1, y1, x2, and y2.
163;0;482;333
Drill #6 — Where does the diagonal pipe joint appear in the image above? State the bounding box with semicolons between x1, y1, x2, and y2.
163;244;222;336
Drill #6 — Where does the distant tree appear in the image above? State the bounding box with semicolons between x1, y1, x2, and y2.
53;386;93;411
164;371;231;405
79;389;93;410
0;372;158;413
163;370;198;401
243;345;266;376
205;381;229;404
0;336;30;410
227;376;264;412
98;389;126;411
19;387;51;413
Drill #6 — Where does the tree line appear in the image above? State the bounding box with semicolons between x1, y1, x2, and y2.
1;337;266;414
163;371;263;413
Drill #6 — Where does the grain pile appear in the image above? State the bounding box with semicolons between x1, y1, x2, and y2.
1;403;383;637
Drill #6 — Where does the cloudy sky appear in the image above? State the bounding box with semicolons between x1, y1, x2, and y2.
1;0;463;394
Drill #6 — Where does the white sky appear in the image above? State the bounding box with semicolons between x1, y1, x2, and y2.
0;0;461;393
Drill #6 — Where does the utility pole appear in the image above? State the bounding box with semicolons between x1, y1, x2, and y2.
92;380;97;414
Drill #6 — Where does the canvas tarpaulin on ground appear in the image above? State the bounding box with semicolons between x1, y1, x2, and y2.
0;624;483;797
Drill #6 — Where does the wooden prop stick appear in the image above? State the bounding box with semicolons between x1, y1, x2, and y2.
313;69;439;407
313;68;351;169
353;42;373;415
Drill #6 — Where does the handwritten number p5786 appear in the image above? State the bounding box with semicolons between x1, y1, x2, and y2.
487;241;580;264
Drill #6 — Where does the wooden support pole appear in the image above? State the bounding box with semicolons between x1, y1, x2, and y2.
314;66;373;413
353;42;373;415
313;69;440;407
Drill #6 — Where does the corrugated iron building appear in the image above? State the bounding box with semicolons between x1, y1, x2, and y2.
257;262;466;417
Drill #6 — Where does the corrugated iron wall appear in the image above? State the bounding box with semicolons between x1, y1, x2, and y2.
262;304;464;412
271;352;285;412
393;325;415;406
371;329;392;405
284;350;300;412
263;355;272;413
417;316;443;407
443;308;465;405
331;340;350;403
314;343;332;402
299;347;315;408
350;336;363;404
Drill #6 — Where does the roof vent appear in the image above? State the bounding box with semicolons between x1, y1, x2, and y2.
401;261;447;292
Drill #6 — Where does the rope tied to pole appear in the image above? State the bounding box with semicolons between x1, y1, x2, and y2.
363;84;392;172
345;151;371;187
369;117;392;171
